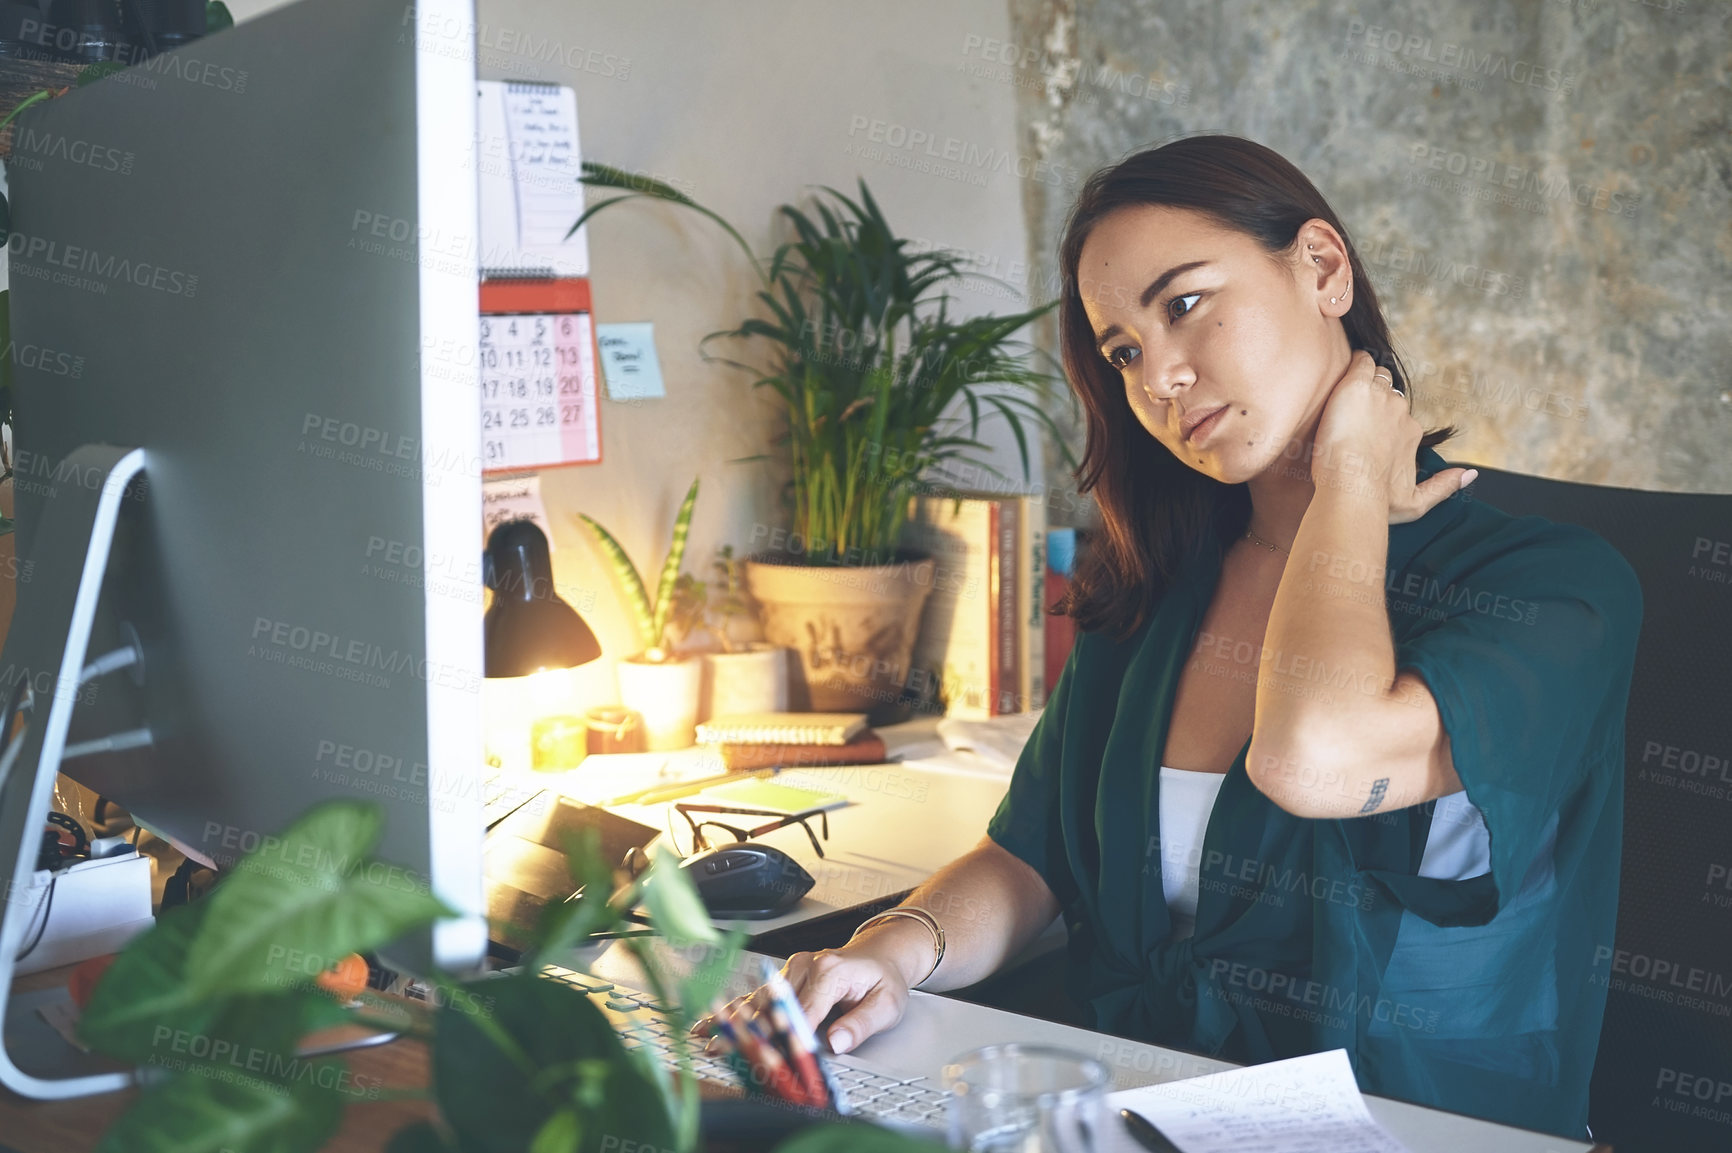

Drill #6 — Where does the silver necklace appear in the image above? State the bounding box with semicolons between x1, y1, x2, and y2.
1243;528;1290;555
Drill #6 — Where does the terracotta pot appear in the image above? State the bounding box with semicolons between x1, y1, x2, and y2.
743;553;936;723
700;643;789;721
615;654;703;750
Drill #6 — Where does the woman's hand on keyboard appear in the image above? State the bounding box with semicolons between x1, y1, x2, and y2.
692;945;912;1056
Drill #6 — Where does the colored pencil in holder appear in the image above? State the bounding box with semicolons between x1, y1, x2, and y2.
739;1007;811;1105
761;961;846;1112
704;1004;758;1094
765;999;827;1107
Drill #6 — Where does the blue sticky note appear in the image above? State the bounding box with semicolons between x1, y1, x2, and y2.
595;322;665;400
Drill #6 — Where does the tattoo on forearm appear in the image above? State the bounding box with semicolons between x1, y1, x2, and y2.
1360;778;1389;814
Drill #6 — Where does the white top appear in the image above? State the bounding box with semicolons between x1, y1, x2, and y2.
1157;765;1492;940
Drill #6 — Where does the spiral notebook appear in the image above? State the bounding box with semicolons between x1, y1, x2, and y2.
478;79;589;279
695;712;869;747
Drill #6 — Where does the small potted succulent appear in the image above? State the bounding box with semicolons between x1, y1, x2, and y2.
580;477;707;749
697;545;789;720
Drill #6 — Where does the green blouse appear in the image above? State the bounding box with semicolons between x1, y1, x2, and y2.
987;445;1644;1139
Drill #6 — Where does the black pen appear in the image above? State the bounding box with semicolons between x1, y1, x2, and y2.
1119;1107;1183;1153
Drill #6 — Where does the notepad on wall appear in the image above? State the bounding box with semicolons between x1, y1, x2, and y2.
695;712;868;746
478;79;590;278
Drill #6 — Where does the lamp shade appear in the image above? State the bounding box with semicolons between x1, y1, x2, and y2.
483;520;602;677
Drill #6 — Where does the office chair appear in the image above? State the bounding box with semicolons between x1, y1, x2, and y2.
1462;459;1732;1153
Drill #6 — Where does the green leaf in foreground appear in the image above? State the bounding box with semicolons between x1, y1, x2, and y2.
79;899;304;1061
434;974;673;1153
78;897;213;1057
185;800;451;997
673;934;747;1032
528;1106;580;1153
637;844;720;949
524;828;620;968
384;1121;460;1153
80;899;349;1068
94;1066;343;1153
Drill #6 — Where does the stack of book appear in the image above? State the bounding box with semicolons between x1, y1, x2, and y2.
903;493;1046;717
694;711;887;771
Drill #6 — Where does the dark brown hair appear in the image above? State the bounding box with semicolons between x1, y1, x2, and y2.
1055;134;1457;639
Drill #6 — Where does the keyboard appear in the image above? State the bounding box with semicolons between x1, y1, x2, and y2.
540;964;950;1133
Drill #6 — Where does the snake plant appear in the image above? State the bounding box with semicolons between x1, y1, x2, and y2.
579;475;701;661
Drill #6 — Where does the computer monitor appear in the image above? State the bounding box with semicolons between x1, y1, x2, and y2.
0;0;486;1098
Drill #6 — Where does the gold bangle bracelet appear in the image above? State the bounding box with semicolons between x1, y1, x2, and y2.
848;906;946;988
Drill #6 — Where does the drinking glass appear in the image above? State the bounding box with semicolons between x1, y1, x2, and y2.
942;1043;1110;1152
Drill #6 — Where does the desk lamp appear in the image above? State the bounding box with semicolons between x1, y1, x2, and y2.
484;520;602;769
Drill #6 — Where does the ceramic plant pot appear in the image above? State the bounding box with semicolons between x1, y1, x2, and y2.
700;643;789;721
743;553;936;724
615;653;704;750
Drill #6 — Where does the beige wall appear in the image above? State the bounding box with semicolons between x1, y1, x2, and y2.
220;0;1046;753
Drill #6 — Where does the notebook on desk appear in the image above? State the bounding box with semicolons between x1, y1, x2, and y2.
696;712;869;746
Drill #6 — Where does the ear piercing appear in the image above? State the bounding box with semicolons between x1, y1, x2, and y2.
1311;245;1348;305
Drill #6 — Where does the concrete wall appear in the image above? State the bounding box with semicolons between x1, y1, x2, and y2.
1001;0;1730;503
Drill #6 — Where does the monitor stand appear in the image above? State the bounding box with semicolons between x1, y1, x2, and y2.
0;445;144;1099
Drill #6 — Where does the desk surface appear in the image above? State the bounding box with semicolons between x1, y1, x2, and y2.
543;716;1013;937
580;943;1608;1153
3;723;1615;1151
2;954;1611;1153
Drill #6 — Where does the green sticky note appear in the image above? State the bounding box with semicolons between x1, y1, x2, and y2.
700;779;847;814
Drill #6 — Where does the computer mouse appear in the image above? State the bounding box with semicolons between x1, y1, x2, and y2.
680;842;815;919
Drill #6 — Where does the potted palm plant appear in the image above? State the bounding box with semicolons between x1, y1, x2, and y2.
573;170;1074;721
580;476;707;749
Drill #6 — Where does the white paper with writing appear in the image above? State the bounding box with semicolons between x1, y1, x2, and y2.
1105;1050;1413;1153
482;474;553;547
477;80;589;276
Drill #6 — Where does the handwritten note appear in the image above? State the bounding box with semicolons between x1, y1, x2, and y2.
595;322;665;400
1106;1050;1413;1153
483;475;553;547
477;80;588;277
502;83;582;251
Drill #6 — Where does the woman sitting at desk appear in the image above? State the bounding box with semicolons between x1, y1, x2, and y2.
698;135;1643;1141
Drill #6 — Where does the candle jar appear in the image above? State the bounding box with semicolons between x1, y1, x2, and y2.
530;714;588;772
584;706;645;755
